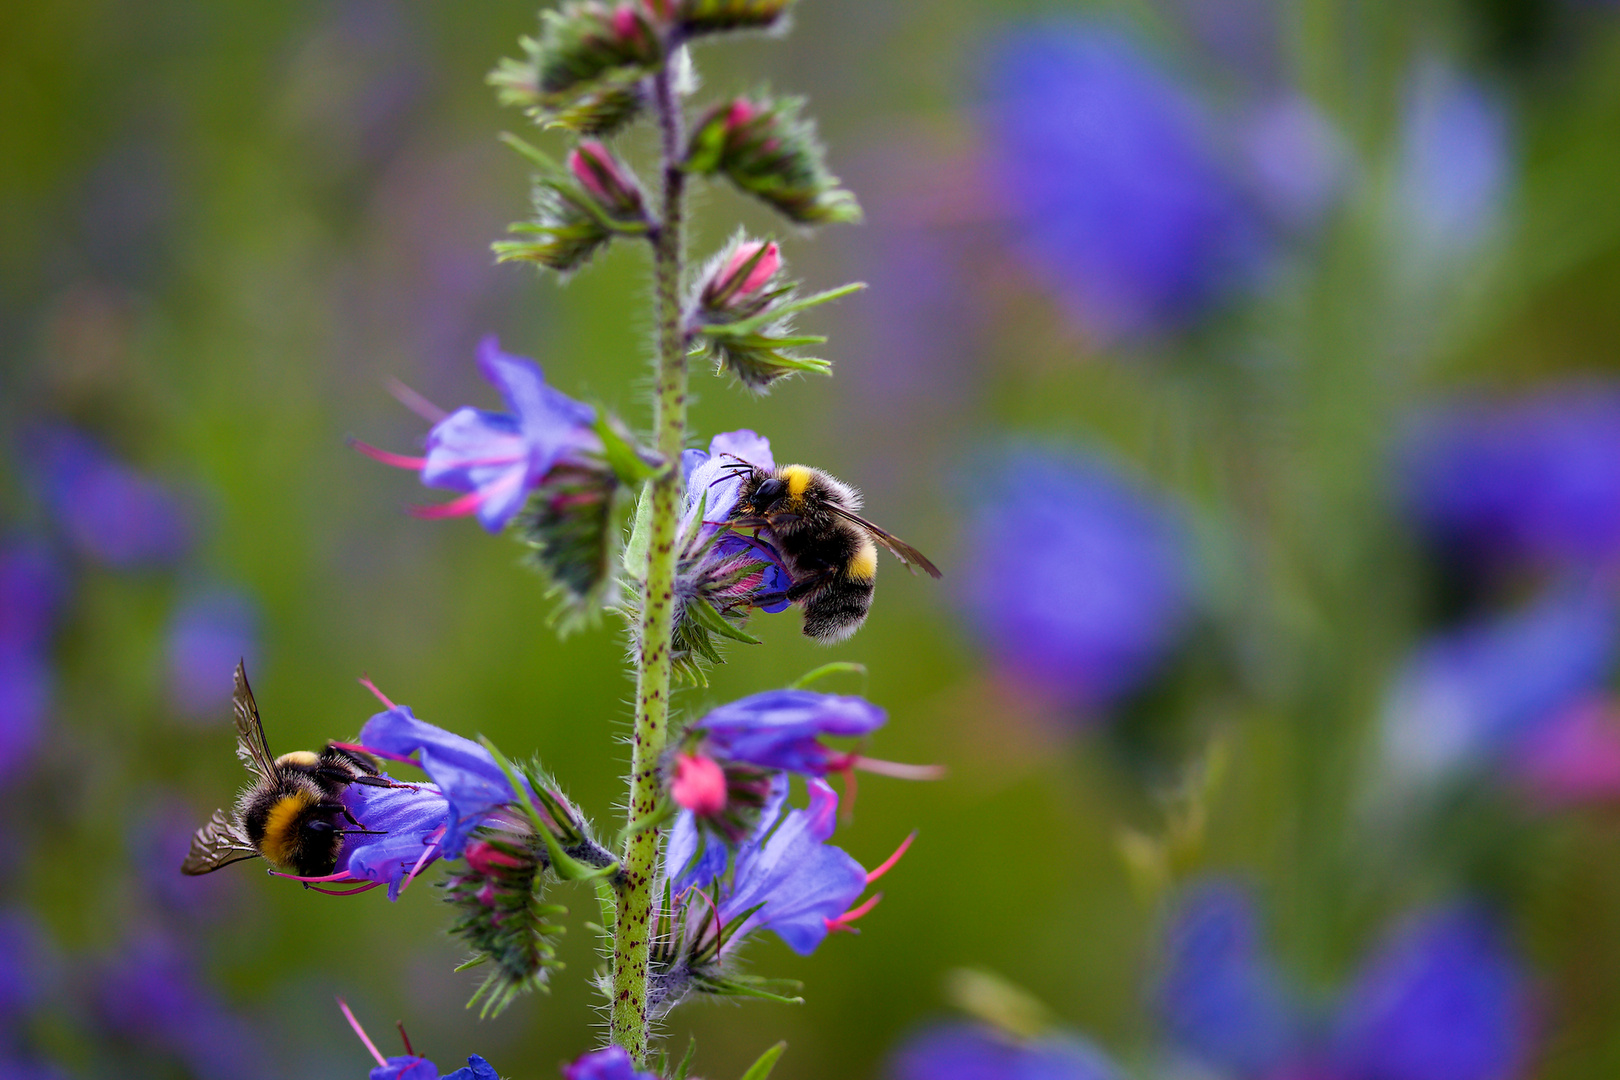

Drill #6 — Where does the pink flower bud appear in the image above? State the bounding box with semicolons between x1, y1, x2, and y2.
671;753;727;816
610;4;642;43
725;99;756;132
719;241;780;299
568;142;615;202
464;839;526;876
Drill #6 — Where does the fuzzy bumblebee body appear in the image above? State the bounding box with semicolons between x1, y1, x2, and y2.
181;662;392;878
731;463;941;643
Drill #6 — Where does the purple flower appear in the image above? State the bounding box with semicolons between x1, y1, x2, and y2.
166;588;260;719
1510;697;1620;806
341;779;453;900
24;425;192;568
354;706;517;859
0;652;52;784
1380;582;1617;784
668;776;869;955
679;430;792;613
0;910;53;1028
357;336;600;533
96;931;273;1080
1395;59;1512;263
1156;883;1534;1080
1399;382;1620;572
690;689;886;774
888;1023;1120;1080
1332;907;1532;1080
960;447;1191;712
370;1056;499;1080
563;1046;660;1080
1156;882;1300;1074
0;542;66;656
983;23;1265;340
1240;94;1353;230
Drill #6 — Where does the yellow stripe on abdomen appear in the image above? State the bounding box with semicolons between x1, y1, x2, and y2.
261;791;316;868
848;539;877;581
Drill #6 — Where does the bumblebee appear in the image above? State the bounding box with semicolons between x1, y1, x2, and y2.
181;661;393;878
726;462;941;642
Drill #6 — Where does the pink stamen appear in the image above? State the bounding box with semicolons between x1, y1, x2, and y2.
309;881;384;896
271;870;360;883
866;830;916;885
337;997;388;1069
825;891;884;934
349;438;428;471
388;378;448;423
328;740;421;768
851;756;947;781
399;827;446;893
408;489;487;520
356;675;396;710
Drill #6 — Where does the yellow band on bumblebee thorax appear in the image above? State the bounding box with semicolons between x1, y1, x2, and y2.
781;465;812;504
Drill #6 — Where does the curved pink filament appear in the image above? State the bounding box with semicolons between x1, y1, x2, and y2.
408;488;487;519
337;997;388;1069
398;826;446;894
825;891;884;934
308;881;383;896
388;378;448;423
852;757;947;781
866;830;916;885
328;741;421;768
349;439;428;470
356;675;396;710
271;870;360;883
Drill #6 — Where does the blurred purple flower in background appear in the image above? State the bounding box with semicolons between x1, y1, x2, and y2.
167;587;261;720
960;447;1191;713
0;910;54;1029
1240;94;1353;231
95;931;273;1080
1158;882;1533;1080
1156;881;1300;1074
1511;697;1620;806
132;800;244;920
1400;382;1620;573
1331;906;1533;1080
982;23;1265;340
888;1022;1121;1080
1395;59;1512;264
0;541;66;780
1379;582;1616;786
24;425;193;568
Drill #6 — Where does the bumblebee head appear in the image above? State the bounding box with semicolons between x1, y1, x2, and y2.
749;476;787;513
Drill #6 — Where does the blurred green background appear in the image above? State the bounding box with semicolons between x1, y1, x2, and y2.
5;0;1620;1077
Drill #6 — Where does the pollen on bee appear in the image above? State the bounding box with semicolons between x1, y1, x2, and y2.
262;791;317;867
276;750;320;768
848;540;877;581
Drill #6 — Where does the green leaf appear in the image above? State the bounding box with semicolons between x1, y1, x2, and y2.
684;594;764;644
723;281;865;336
595;414;663;486
498;130;562;172
623;481;654;579
789;661;867;690
739;1042;788;1080
478;737;618;883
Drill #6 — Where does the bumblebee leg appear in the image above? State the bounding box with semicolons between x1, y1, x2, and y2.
785;569;835;602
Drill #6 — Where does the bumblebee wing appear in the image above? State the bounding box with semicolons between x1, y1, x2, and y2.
826;506;943;578
180;808;261;875
232;660;279;782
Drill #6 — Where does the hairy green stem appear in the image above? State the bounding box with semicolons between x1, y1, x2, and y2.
612;51;687;1063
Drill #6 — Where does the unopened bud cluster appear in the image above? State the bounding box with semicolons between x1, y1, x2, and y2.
686;97;862;224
